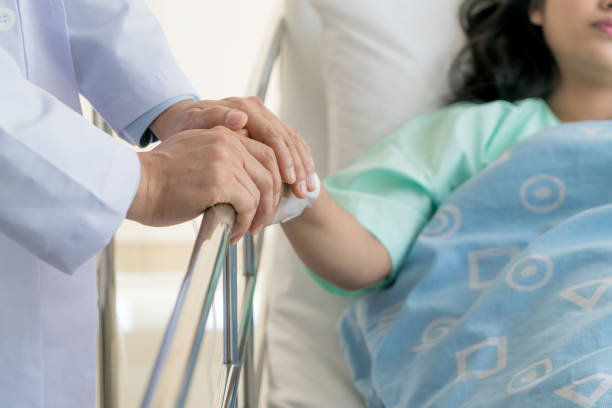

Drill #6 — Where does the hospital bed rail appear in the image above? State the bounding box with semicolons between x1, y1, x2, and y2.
96;16;285;408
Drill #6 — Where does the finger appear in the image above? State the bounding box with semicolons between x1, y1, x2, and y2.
189;105;248;130
264;128;296;186
238;139;279;229
222;97;296;184
256;107;309;195
284;135;307;198
239;136;281;207
243;160;274;234
285;125;316;192
228;167;260;244
294;127;316;181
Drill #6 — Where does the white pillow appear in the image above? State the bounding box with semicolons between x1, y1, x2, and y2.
312;0;465;172
266;1;464;407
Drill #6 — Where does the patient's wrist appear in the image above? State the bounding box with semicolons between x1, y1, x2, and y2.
268;173;321;225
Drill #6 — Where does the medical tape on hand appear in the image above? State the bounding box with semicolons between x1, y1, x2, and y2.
268;173;321;225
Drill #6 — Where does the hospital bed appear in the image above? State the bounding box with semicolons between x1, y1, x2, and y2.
96;1;465;406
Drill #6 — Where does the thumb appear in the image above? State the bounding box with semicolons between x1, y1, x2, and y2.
224;109;249;129
191;107;248;130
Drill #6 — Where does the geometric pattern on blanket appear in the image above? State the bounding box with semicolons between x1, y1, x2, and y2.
339;122;612;408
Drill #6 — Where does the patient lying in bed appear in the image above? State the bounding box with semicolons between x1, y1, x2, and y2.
279;0;612;406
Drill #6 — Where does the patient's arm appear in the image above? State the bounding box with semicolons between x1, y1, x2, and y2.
281;187;391;291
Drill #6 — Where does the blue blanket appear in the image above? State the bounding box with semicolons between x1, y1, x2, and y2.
340;122;612;407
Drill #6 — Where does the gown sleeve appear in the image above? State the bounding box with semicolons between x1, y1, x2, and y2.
320;99;558;294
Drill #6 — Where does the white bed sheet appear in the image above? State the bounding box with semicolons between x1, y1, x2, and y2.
265;1;464;406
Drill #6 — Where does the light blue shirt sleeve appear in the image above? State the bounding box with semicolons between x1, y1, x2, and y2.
121;94;198;147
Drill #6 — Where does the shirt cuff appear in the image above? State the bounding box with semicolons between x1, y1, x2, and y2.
120;94;198;147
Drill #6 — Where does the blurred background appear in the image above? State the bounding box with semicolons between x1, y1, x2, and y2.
100;0;281;406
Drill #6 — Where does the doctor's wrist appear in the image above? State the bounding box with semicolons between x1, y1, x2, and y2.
149;99;194;142
127;152;157;225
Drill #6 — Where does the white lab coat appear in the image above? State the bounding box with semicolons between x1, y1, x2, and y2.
0;1;196;406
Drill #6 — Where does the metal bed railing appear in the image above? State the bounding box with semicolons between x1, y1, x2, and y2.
96;17;285;408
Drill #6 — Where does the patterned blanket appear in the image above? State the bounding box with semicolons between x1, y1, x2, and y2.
340;122;612;408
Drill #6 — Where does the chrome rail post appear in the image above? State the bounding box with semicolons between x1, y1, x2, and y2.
244;234;255;277
97;239;119;408
93;110;120;408
141;205;235;408
223;245;239;366
221;239;258;408
223;245;239;408
242;234;256;408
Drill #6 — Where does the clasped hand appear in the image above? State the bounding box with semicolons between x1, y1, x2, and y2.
127;97;316;244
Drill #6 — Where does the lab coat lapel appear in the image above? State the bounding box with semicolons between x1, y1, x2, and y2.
18;0;81;111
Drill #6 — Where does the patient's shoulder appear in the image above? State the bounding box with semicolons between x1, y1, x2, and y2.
437;97;553;123
380;98;558;167
390;97;557;143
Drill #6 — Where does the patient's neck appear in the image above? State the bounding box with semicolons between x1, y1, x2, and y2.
547;76;612;122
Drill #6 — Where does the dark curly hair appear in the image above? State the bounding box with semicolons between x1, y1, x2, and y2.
449;0;558;103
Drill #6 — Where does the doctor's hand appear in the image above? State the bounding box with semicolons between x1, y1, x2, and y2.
149;97;316;199
126;126;280;244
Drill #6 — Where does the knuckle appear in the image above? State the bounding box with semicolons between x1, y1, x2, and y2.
211;125;234;140
212;124;228;132
209;167;227;186
248;95;264;107
304;145;313;160
301;138;312;154
210;143;229;161
263;146;277;165
208;106;228;118
183;107;201;125
228;96;247;108
248;197;259;213
306;162;315;174
260;206;273;222
268;128;284;143
294;167;306;179
262;171;274;190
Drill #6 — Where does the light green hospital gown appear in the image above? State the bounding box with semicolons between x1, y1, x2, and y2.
317;97;560;295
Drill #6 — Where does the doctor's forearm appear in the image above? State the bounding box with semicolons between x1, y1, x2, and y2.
281;188;391;291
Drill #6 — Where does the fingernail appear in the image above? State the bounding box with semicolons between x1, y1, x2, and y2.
274;192;280;205
307;173;317;191
287;166;296;183
298;180;307;196
226;110;246;127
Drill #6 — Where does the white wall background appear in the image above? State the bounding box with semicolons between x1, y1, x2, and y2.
145;0;282;99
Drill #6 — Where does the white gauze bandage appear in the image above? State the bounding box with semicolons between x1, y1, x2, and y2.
268;173;321;225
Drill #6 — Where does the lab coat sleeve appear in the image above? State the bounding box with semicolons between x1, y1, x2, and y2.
0;48;141;274
64;0;199;143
